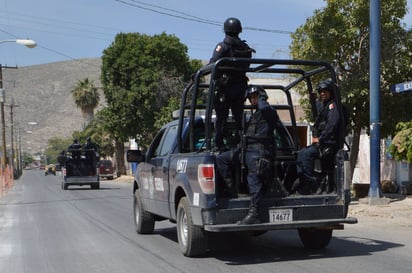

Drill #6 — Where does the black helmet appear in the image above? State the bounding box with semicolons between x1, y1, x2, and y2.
224;17;242;34
245;85;266;100
317;79;335;92
73;138;78;143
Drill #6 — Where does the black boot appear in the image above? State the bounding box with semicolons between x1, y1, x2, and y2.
237;206;260;225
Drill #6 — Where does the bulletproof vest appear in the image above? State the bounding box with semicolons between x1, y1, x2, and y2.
222;36;253;80
313;100;337;144
246;110;274;144
225;38;253;58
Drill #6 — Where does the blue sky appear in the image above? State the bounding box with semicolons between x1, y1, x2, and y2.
1;0;412;67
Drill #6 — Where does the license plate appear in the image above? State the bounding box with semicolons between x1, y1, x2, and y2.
269;209;293;222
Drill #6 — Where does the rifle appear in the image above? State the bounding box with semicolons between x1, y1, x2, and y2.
239;112;247;189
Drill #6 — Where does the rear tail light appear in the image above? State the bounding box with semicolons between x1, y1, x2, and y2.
63;168;66;176
197;164;215;194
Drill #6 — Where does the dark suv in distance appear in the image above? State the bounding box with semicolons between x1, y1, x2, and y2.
98;160;114;180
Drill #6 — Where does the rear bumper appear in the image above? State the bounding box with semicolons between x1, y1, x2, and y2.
64;176;99;185
204;217;357;232
193;196;356;232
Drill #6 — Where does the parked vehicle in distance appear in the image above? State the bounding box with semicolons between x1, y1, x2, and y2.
45;164;56;176
98;160;114;180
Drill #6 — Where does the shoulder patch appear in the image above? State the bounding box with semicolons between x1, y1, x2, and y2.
215;45;222;52
329;103;335;110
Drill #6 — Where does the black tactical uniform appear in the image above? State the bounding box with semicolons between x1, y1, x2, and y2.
83;136;98;175
68;138;81;160
217;85;283;224
209;17;255;150
296;80;341;194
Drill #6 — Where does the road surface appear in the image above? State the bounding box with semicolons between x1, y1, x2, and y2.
1;170;411;273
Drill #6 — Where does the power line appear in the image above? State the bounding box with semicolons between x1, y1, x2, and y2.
114;0;221;26
114;0;293;35
127;0;221;25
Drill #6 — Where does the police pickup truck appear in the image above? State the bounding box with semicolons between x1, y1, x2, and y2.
58;148;100;190
127;58;357;257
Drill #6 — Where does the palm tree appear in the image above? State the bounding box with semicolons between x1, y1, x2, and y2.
71;78;100;129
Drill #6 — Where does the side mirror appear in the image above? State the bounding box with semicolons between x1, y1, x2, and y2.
127;150;145;163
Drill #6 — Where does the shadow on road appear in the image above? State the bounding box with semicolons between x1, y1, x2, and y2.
155;227;403;263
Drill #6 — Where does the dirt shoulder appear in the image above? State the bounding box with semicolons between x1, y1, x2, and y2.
348;195;412;227
113;175;134;183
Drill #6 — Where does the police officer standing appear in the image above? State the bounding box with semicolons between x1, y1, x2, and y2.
83;136;99;174
296;79;341;194
209;17;255;151
68;138;81;160
217;85;283;225
83;136;97;151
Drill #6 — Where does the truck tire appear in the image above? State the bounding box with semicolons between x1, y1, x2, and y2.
62;182;68;190
176;197;208;257
91;183;100;189
298;228;333;249
134;190;155;234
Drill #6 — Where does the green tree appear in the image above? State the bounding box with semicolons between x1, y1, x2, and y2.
290;0;412;175
101;32;201;175
77;111;115;159
44;137;72;164
388;121;412;162
22;152;33;167
71;78;100;129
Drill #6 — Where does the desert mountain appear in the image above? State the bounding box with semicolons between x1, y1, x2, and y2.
2;58;103;154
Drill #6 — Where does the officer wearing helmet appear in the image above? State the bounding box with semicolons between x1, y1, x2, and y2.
210;17;256;151
296;79;341;194
68;138;82;160
83;136;99;174
83;136;97;150
217;85;283;224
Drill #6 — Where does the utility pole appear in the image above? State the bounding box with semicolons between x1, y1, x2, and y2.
369;0;387;205
0;64;17;168
0;64;5;167
7;99;19;174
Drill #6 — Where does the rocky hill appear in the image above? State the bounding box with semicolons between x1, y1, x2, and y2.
2;58;104;154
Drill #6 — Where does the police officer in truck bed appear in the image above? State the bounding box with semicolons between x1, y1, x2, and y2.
209;17;255;151
217;85;284;225
296;79;341;194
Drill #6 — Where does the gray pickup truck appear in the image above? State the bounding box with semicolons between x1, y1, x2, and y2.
127;58;357;257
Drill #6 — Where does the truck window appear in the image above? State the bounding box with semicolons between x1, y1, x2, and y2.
150;126;178;159
182;119;205;153
159;125;178;156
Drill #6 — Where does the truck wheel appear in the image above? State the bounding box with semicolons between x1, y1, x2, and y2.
91;183;100;189
298;228;333;249
134;190;155;234
176;197;208;257
62;183;68;190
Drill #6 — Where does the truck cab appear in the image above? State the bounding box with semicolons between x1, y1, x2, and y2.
127;58;357;257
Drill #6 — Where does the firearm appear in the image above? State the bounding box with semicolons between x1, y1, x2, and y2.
239;112;247;187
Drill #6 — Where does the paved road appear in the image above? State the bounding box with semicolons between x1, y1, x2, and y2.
1;170;411;273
